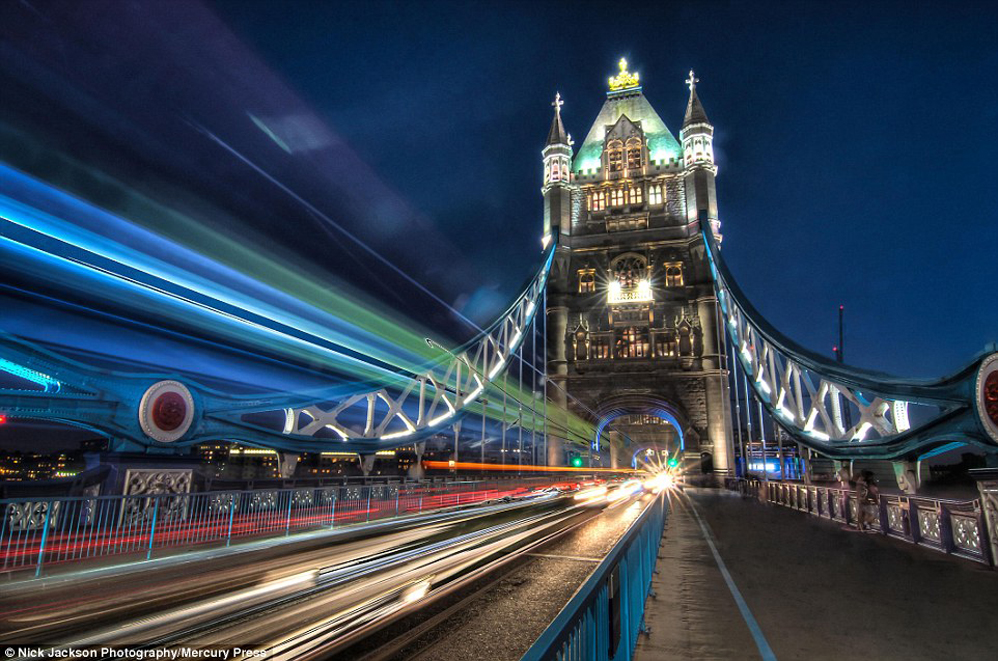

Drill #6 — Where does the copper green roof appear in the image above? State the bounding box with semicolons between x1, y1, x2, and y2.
572;90;682;174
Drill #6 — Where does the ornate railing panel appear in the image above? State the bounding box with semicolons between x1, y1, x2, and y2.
701;215;998;460
727;478;993;567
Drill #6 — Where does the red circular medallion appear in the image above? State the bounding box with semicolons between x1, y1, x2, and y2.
152;391;187;431
985;371;998;426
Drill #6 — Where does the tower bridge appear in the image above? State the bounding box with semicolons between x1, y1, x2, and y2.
0;56;997;660
543;59;731;477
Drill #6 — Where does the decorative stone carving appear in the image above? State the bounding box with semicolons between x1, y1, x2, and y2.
4;500;61;531
918;509;941;542
80;483;100;526
976;479;998;564
292;489;313;507
249;491;278;510
208;492;240;514
887;504;905;533
121;468;193;524
951;515;981;553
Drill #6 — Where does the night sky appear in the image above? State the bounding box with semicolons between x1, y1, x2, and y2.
1;0;996;396
207;0;998;378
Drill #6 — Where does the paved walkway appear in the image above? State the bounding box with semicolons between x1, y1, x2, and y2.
636;488;998;661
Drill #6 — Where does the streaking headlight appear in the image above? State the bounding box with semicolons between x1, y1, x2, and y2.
574;486;608;503
401;579;432;604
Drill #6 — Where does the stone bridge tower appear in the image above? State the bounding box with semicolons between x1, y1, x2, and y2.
544;60;733;476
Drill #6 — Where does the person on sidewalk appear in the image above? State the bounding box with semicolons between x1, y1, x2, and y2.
855;470;879;532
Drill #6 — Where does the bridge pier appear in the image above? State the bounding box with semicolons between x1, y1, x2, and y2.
892;460;919;494
831;460;850;487
608;431;627;469
277;452;299;479
359;453;377;477
699;297;735;478
546;302;568;468
407;442;426;479
451;422;461;466
799;446;812;484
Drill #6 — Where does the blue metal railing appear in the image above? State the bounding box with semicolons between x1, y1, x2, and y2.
521;493;667;661
727;478;993;567
0;478;549;577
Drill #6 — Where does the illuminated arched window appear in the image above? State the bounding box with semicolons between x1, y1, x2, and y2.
626;138;642;169
590;190;606;211
578;268;595;293
607;140;623;172
648;183;663;205
610;188;625;207
629;185;643;205
611;254;646;289
664;262;683;287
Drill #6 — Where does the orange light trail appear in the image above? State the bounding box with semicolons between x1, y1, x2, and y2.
422;460;641;474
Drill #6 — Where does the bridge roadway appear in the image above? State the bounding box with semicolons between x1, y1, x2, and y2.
638;488;998;661
0;488;651;660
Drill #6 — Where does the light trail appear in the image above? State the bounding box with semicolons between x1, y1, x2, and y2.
422;460;640;474
0;164;444;380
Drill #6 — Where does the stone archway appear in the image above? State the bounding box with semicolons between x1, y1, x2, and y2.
590;394;694;470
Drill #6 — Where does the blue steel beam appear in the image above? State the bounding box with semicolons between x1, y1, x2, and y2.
0;247;552;453
700;213;998;460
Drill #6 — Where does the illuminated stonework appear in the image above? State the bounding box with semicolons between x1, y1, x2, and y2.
608;279;653;304
543;60;733;474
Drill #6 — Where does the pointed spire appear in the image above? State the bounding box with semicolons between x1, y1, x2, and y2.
546;92;569;146
683;70;710;127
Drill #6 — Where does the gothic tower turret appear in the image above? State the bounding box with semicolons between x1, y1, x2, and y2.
680;71;720;234
542;93;574;466
542;92;574;241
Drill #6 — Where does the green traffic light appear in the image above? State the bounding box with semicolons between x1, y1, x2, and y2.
571;456;584;468
667;457;679;468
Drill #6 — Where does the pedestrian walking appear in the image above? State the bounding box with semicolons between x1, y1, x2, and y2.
856;470;879;531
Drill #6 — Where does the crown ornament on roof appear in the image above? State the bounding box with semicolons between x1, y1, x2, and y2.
608;58;640;91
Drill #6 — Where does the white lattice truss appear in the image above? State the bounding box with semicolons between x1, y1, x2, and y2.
278;257;549;442
720;289;915;446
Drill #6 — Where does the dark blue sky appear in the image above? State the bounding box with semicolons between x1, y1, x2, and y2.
211;0;998;378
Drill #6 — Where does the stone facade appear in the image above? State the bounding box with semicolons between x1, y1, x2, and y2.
543;64;733;474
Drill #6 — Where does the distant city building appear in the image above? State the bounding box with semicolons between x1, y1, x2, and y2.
193;442;418;480
544;60;733;474
0;450;81;481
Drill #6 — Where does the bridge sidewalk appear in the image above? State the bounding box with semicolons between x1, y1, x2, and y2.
636;488;998;661
634;490;761;661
